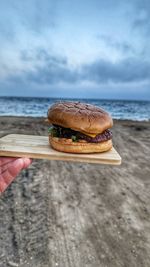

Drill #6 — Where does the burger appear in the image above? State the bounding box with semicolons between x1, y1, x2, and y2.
47;101;113;153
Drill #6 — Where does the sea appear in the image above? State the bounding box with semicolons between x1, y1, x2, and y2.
0;96;150;121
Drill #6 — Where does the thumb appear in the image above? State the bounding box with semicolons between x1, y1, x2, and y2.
0;158;32;193
22;158;32;169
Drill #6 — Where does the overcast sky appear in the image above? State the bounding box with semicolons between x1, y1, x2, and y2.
0;0;150;99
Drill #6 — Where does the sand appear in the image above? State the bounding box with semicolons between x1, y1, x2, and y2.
0;116;150;267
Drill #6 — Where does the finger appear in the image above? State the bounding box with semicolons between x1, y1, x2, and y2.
0;158;25;189
0;177;8;193
0;158;32;174
22;158;32;169
0;157;18;167
0;158;32;193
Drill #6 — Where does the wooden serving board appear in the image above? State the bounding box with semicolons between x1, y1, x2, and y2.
0;134;121;165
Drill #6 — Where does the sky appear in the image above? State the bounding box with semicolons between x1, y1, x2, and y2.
0;0;150;100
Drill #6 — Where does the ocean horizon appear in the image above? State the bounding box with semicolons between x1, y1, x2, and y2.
0;96;150;121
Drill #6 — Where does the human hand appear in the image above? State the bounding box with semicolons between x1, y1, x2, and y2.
0;157;32;193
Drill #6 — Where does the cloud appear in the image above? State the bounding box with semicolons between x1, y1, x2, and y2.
132;0;150;34
97;34;135;55
1;39;150;100
4;48;150;87
25;63;78;84
7;49;79;85
0;0;57;44
14;0;57;32
83;58;150;83
20;48;67;65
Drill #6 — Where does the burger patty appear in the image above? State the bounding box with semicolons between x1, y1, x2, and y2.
49;125;112;143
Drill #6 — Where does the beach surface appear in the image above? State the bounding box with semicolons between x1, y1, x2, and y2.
0;116;150;267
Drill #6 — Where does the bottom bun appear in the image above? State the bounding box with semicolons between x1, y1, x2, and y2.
49;136;113;153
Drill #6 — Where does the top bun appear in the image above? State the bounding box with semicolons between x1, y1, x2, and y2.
47;101;113;134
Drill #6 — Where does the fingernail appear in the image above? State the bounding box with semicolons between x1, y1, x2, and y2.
23;158;32;168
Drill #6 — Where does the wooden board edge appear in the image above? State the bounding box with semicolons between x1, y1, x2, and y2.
0;150;121;165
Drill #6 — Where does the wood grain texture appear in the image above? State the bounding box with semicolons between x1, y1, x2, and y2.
0;134;121;165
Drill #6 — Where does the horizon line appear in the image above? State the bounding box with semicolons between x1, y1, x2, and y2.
0;95;150;102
